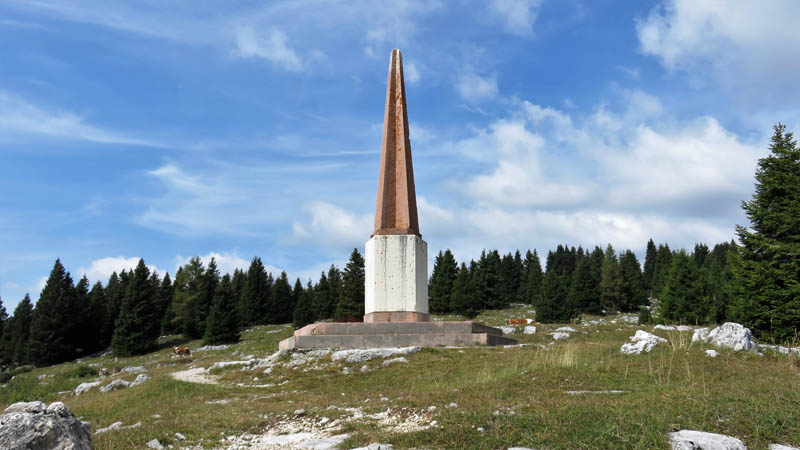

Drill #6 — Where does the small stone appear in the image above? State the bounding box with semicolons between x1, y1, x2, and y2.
74;381;101;396
500;326;516;334
705;349;719;358
692;328;710;343
477;427;485;433
380;397;389;402
551;332;570;340
175;432;186;441
447;402;458;408
427;406;437;411
294;409;306;415
769;445;800;450
555;326;576;332
381;357;408;367
360;365;370;372
523;326;537;335
430;420;438;427
668;430;746;450
146;438;164;449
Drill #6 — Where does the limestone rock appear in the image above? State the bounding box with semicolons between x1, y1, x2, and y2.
705;349;719;358
73;381;101;396
551;332;570;340
209;360;253;370
130;374;150;387
500;326;516;334
555;326;576;332
523;326;537;335
146;439;164;449
331;347;421;363
350;445;393;450
621;330;667;355
654;325;676;330
120;365;146;373
0;401;92;450
769;444;800;450
677;325;693;331
668;430;746;450
706;323;759;352
99;379;130;392
381;357;408;367
692;328;710;343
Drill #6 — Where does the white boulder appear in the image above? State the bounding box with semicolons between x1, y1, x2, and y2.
99;379;130;392
706;323;759;352
555;326;576;332
73;381;101;396
769;444;800;450
692;328;710;343
654;325;676;331
0;401;92;449
668;430;746;450
705;349;719;358
130;374;150;387
551;332;570;340
500;326;516;334
381;357;408;367
523;326;537;335
621;330;667;355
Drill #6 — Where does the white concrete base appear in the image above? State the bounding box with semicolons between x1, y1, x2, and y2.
365;234;428;316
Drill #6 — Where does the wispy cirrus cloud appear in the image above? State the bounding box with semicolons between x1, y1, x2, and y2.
0;90;166;147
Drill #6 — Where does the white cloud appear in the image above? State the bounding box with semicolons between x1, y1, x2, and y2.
405;61;421;84
487;0;542;36
456;72;498;103
0;90;164;147
75;257;160;285
234;26;306;72
292;201;372;252
637;0;800;100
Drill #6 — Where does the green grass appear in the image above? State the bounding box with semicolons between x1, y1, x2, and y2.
1;315;798;449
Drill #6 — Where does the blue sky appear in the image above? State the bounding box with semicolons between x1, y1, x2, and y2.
2;0;800;310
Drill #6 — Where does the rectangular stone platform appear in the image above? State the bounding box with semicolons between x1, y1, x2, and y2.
278;321;517;350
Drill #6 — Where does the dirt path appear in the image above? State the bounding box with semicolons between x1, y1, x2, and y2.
170;368;220;385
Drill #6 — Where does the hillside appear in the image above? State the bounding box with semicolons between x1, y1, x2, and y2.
1;306;798;450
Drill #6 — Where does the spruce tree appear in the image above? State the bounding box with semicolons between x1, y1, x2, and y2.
292;278;303;314
335;248;365;321
294;280;316;329
570;253;601;314
599;244;624;313
651;244;672;299
1;295;33;365
28;259;81;366
193;258;219;338
522;250;543;305
643;238;657;293
429;249;458;313
270;271;294;324
241;257;270;326
326;265;341;320
203;274;240;344
450;262;480;318
101;271;123;348
0;296;7;346
157;273;173;335
475;250;502;309
537;246;576;322
660;250;704;324
312;272;330;320
172;258;205;338
86;282;107;353
111;259;161;356
161;268;181;335
729;124;800;341
619;250;647;312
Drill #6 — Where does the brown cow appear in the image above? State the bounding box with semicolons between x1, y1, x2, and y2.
507;318;534;325
172;346;191;357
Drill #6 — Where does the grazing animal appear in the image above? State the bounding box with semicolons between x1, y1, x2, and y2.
172;346;191;357
507;318;534;325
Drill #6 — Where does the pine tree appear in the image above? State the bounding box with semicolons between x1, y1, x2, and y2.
326;265;341;320
450;262;480;318
171;257;205;338
537;246;577;322
660;250;704;324
101;271;124;348
157;273;173;335
704;241;736;323
643;238;657;294
240;257;270;326
193;258;219;338
294;280;316;329
203;274;241;344
522;250;543;305
729;124;800;341
111;259;161;356
475;250;502;309
335;248;365;321
651;244;672;299
619;250;647;312
599;244;624;313
85;282;107;353
570;252;601;314
161;268;181;335
1;295;33;365
28;259;82;366
292;278;303;314
429;249;458;313
270;271;294;324
312;272;330;320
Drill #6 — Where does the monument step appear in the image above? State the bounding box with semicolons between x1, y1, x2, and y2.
279;332;517;351
293;321;504;337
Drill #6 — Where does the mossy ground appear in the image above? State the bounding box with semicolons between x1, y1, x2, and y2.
1;307;798;449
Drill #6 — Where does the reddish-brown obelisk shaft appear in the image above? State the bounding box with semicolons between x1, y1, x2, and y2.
372;49;421;238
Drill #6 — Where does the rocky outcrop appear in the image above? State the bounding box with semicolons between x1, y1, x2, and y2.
621;330;667;355
668;430;746;450
692;328;710;343
0;401;92;450
73;381;101;396
331;347;421;363
706;323;759;352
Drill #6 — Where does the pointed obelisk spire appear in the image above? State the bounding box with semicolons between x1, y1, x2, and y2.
373;49;421;238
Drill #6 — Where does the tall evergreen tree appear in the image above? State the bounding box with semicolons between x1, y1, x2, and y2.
112;259;161;356
85;282;107;353
619;250;647;312
729;124;800;341
429;249;458;313
156;273;173;335
241;257;269;326
231;269;247;309
1;295;33;365
704;241;736;323
599;244;624;313
522;250;543;305
537;246;577;322
192;258;219;339
335;248;365;321
101;271;124;348
270;271;294;324
643;239;657;294
294;280;316;329
693;243;710;268
651;244;673;299
660;250;704;324
570;252;601;314
475;250;502;309
0;296;7;346
203;274;241;345
312;272;330;320
450;262;480;318
171;257;205;338
28;259;82;366
326;265;341;320
292;278;303;314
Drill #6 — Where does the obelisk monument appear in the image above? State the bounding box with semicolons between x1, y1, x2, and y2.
364;49;428;323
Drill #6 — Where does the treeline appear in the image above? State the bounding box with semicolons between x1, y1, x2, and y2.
0;249;367;368
428;240;736;324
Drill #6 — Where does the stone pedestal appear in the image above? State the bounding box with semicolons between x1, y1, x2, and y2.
365;234;428;322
